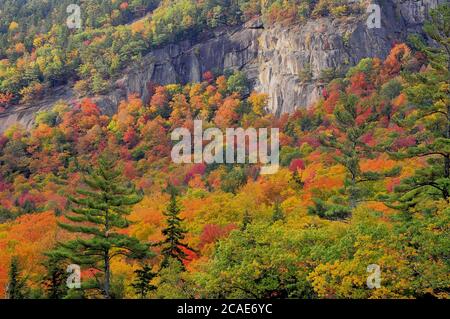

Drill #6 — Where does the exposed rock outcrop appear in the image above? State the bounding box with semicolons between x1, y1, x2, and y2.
0;0;443;132
0;86;74;132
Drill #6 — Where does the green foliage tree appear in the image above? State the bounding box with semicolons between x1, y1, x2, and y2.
220;166;247;193
393;205;450;298
226;71;250;97
310;93;399;220
160;191;193;269
0;136;31;180
196;222;315;298
308;197;351;221
50;153;152;298
154;257;191;298
241;210;252;231
131;264;157;299
291;169;304;189
41;255;68;299
271;201;285;222
6;256;28;299
390;4;450;209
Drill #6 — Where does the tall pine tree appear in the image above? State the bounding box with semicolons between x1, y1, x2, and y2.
50;153;152;298
41;255;68;299
390;4;450;210
159;190;193;269
309;92;399;220
6;257;28;299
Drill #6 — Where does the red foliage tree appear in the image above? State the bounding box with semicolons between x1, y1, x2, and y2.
184;163;207;184
199;223;237;248
202;71;214;83
289;158;306;172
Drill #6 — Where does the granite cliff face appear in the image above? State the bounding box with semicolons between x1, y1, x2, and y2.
0;0;443;132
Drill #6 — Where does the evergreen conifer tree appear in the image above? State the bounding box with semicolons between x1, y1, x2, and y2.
6;257;28;299
271;202;285;222
41;255;68;299
390;5;450;210
131;264;157;298
160;190;193;269
50;153;152;298
309;93;399;220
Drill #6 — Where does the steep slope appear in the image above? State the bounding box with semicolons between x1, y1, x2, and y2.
0;0;443;132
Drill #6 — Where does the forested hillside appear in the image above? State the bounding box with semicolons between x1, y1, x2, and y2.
0;0;370;109
0;1;448;299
